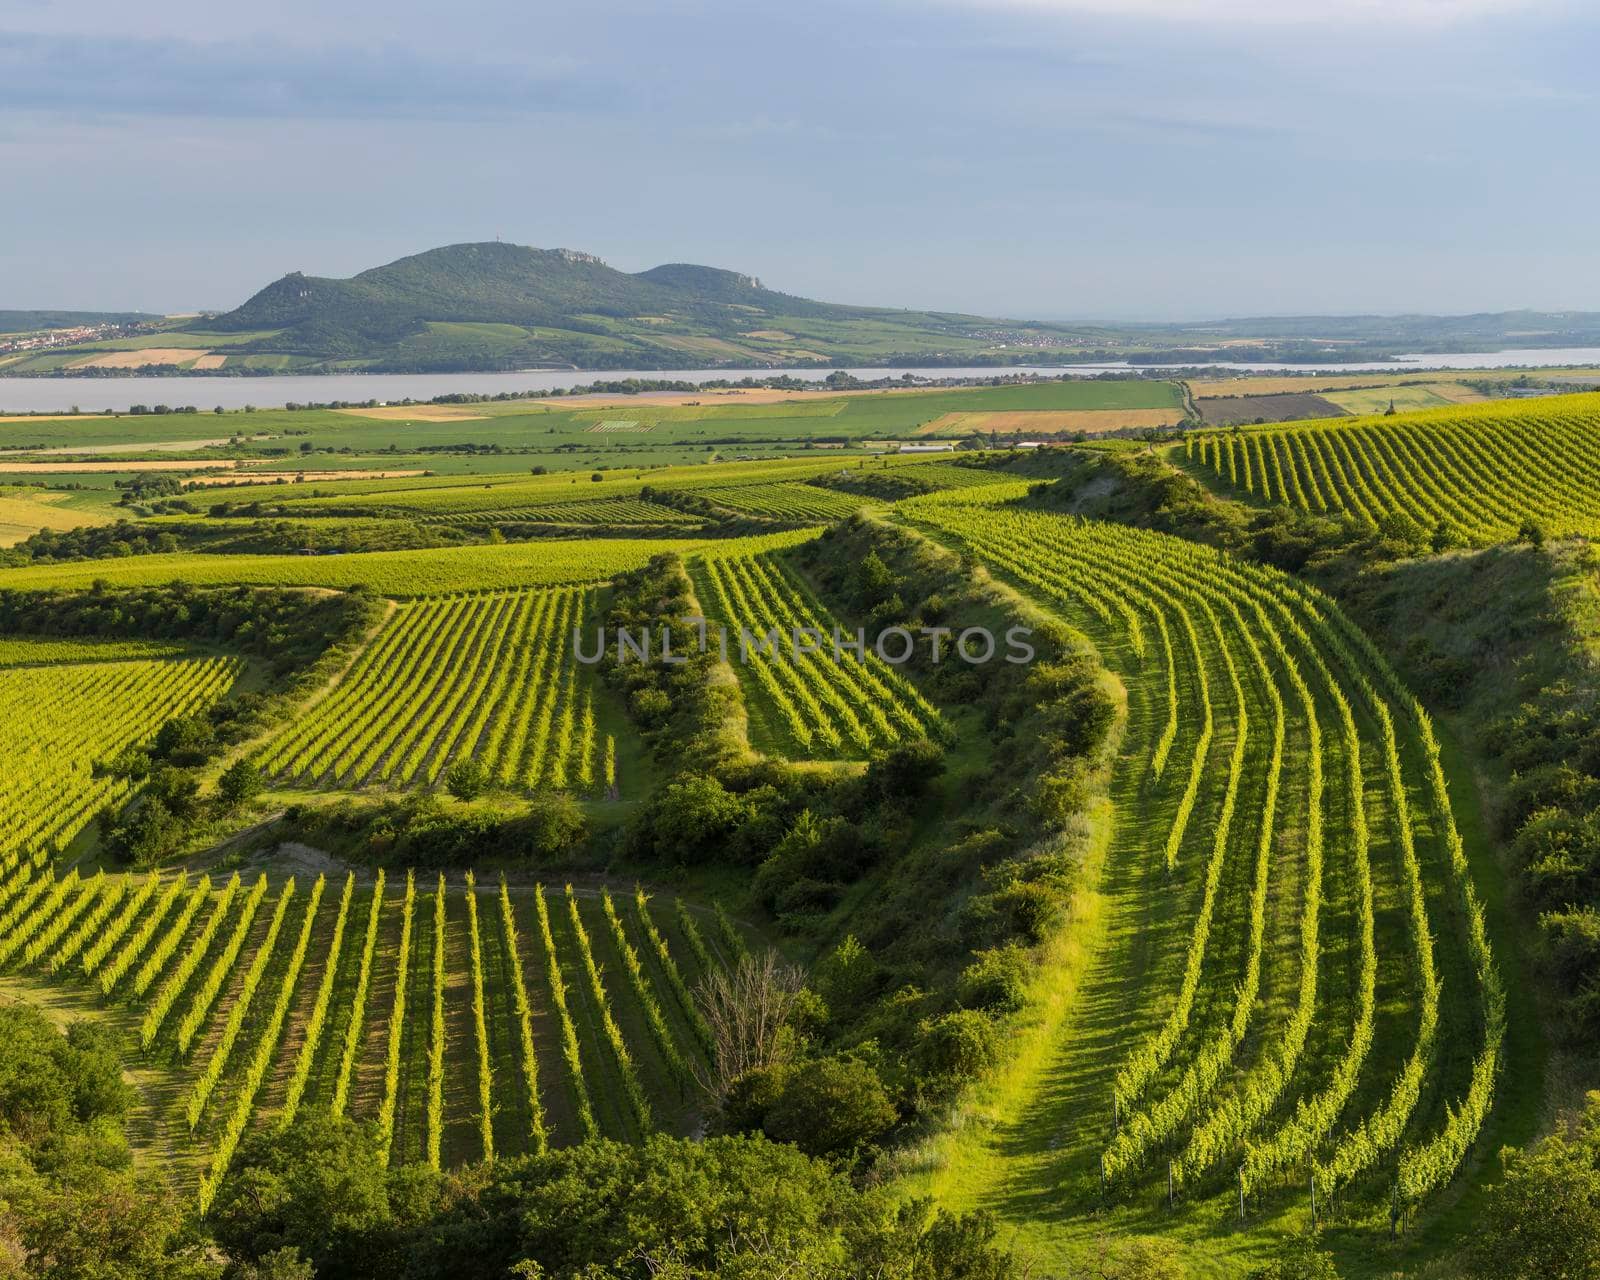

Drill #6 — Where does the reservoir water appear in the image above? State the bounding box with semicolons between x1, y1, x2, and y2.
2;349;1598;414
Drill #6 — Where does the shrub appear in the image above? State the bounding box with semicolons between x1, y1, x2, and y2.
958;946;1030;1013
761;1055;898;1159
914;1009;1000;1095
525;792;587;862
219;759;265;809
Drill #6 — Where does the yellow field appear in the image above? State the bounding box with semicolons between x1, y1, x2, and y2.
0;494;112;546
1321;382;1488;414
191;468;427;487
917;407;1182;436
66;349;213;370
190;354;228;370
1189;372;1511;399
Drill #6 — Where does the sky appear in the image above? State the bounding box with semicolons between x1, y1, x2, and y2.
1;0;1596;321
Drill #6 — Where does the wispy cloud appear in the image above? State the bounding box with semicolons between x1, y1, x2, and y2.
945;0;1551;23
0;32;603;119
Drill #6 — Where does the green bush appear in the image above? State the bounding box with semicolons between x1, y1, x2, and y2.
443;757;487;802
760;1055;898;1159
958;946;1030;1013
914;1009;1000;1095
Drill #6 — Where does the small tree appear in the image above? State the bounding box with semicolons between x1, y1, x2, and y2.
444;758;487;802
695;950;806;1103
1247;1236;1341;1280
218;759;264;809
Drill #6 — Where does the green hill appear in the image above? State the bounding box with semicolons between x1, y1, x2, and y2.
190;241;1115;373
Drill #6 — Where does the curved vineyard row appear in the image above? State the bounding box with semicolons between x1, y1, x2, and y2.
904;487;1504;1226
693;547;942;759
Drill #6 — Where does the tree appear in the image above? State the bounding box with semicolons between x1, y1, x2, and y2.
857;550;895;606
524;791;586;861
0;1007;131;1143
1520;518;1548;548
444;757;487;802
1471;1092;1600;1279
229;1249;315;1280
761;1054;898;1159
208;1112;396;1280
696;950;806;1103
218;759;264;809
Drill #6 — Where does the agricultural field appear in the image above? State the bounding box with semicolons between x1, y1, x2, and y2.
1185;392;1600;542
1194;392;1350;426
0;377;1181;460
258;587;614;793
691;547;942;758
0;646;239;856
0;398;1580;1278
0;489;115;545
1318;383;1486;415
0;857;746;1205
0;533;797;595
899;487;1506;1262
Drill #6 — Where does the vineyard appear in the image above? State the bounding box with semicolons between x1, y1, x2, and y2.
1185;392;1600;543
690;546;943;758
424;496;702;527
903;486;1503;1230
259;586;613;792
0;535;747;596
0;651;240;857
0;858;740;1205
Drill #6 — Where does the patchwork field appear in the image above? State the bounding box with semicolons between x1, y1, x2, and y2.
0;374;1569;1276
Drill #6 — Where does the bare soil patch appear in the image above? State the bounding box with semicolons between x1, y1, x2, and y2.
1194;392;1347;426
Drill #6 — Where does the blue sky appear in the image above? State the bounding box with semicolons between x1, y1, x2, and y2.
2;0;1595;320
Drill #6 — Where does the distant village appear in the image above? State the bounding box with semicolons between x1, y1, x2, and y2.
0;321;143;355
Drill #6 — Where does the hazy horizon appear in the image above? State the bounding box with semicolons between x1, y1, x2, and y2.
4;0;1597;319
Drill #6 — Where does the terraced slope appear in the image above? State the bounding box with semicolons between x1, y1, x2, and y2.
898;485;1503;1254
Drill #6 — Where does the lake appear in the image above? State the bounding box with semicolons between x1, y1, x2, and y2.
3;349;1599;414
